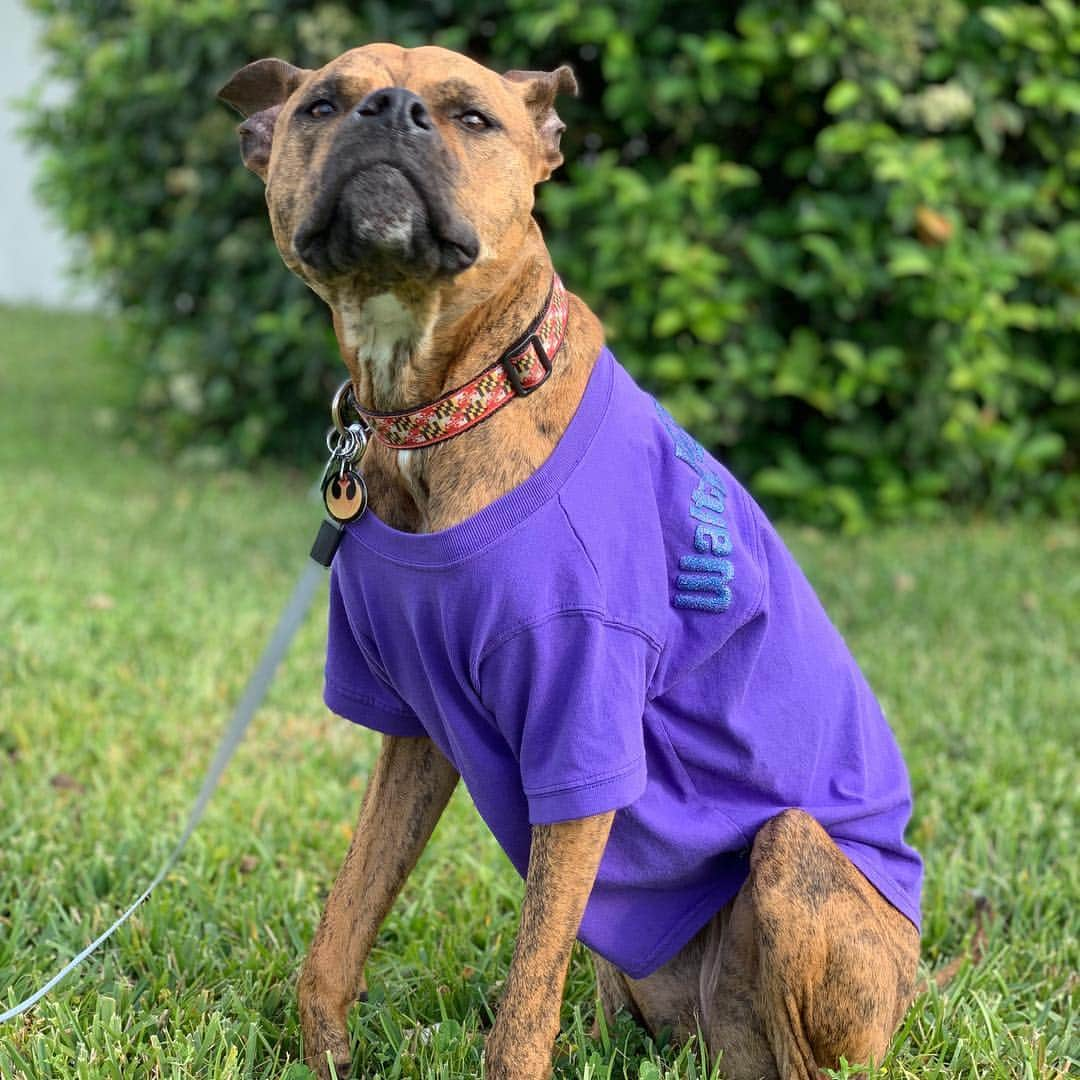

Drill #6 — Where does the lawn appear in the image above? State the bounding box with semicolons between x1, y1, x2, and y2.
0;304;1076;1079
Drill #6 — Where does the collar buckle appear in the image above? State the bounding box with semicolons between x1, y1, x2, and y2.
501;335;553;397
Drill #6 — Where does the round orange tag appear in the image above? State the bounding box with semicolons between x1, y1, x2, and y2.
322;468;368;523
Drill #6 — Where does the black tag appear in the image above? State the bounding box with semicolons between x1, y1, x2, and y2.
310;519;345;567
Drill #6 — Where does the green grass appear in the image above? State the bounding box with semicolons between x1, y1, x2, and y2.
0;303;1076;1079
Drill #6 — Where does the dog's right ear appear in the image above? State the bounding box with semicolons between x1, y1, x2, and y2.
503;65;577;182
217;58;310;180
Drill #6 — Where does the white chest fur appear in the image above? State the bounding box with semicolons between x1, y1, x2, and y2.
339;293;420;402
395;448;426;502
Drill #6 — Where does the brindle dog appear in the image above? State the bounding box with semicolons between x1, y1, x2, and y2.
219;44;923;1080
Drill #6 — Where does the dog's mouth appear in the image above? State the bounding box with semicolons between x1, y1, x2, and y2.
293;161;479;281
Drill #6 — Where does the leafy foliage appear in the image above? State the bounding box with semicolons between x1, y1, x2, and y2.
25;0;1080;526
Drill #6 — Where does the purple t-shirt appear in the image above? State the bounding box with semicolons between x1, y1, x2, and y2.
324;346;922;978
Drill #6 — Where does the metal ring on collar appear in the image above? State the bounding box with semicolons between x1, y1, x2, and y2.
330;379;361;436
324;424;369;464
345;422;369;462
325;427;345;455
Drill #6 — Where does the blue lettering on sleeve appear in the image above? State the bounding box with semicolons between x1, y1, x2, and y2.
694;524;732;555
679;555;734;579
674;590;732;612
655;400;735;614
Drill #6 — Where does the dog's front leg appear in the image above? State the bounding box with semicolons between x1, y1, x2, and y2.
298;735;459;1079
485;811;615;1080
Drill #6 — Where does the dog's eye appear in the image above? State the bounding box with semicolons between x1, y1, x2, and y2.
307;100;337;119
457;109;492;131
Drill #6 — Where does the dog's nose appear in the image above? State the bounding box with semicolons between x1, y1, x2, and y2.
354;87;433;135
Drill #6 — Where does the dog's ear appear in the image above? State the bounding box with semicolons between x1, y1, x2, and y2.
503;65;577;182
217;58;311;180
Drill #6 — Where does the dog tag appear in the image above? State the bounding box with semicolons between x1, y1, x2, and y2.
322;466;368;523
310;519;345;567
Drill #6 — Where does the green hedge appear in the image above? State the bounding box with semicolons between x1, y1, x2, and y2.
26;0;1080;526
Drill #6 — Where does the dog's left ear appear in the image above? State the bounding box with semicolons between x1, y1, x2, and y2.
503;65;577;182
217;58;311;180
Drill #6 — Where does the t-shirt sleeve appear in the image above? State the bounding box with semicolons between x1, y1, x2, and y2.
323;568;426;737
477;613;657;824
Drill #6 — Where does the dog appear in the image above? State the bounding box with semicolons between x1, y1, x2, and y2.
218;44;924;1080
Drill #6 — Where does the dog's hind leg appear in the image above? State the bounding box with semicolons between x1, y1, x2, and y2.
592;935;706;1045
591;903;777;1079
297;735;459;1080
704;810;920;1079
591;812;920;1080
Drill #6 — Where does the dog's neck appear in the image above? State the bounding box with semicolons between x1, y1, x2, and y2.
333;226;552;414
328;226;604;533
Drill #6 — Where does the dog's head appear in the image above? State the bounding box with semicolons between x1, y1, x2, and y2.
218;44;575;304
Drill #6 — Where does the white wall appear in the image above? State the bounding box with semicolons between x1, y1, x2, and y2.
0;0;99;308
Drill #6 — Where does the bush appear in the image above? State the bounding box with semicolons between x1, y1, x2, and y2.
26;0;1080;526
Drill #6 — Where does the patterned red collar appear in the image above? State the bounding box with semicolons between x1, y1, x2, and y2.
353;274;569;450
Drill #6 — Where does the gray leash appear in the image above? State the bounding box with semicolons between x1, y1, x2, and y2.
0;558;325;1025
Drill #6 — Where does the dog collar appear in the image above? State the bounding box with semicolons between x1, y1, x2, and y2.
353;274;569;450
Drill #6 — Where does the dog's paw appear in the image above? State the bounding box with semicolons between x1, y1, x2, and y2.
305;1050;351;1080
301;1023;352;1080
484;1030;553;1080
298;975;352;1079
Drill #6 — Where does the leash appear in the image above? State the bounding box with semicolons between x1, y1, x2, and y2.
0;558;325;1025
